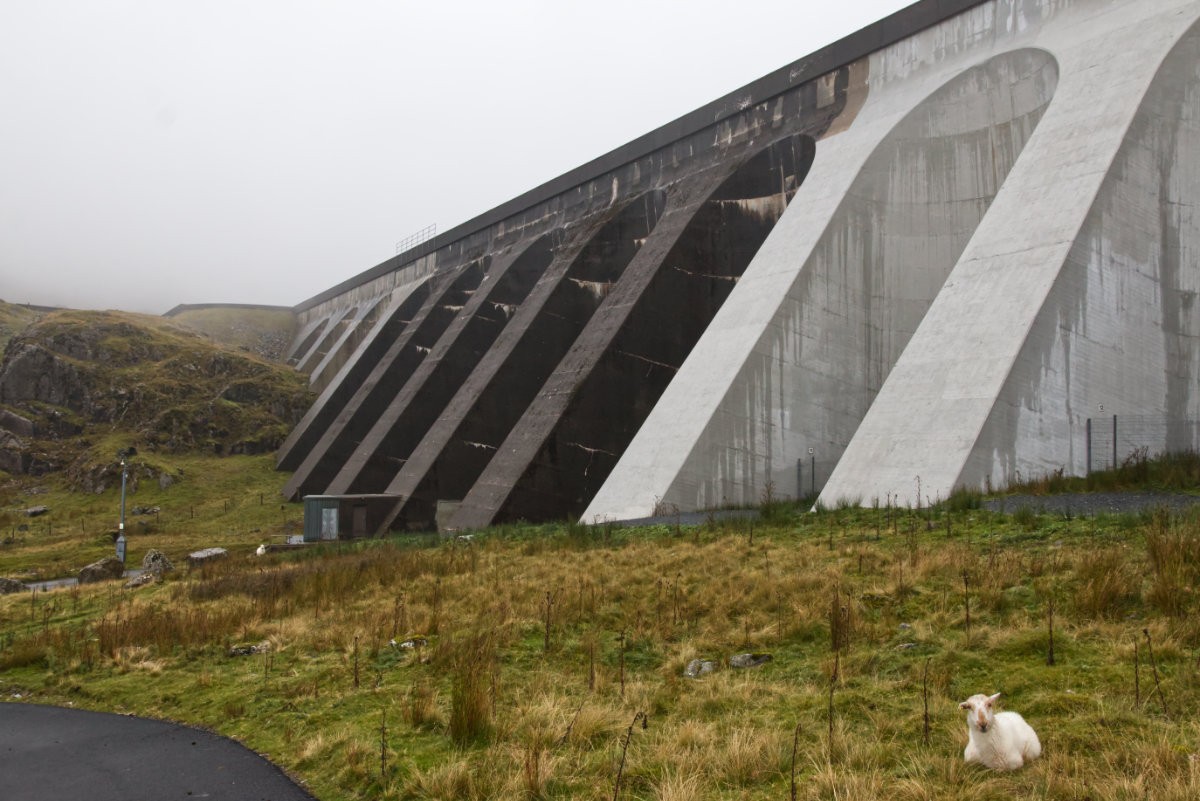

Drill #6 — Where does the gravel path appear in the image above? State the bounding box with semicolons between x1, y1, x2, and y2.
983;491;1200;516
612;493;1200;526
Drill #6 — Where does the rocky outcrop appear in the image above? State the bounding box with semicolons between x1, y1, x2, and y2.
0;577;27;594
141;549;174;575
77;556;125;584
0;409;34;438
0;341;89;409
0;429;27;474
0;310;313;477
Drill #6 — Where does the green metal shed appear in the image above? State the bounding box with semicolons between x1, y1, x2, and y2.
301;494;402;542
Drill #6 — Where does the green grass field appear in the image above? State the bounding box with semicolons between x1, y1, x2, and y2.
3;478;1200;800
0;452;298;581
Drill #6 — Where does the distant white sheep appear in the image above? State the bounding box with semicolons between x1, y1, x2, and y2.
959;692;1041;770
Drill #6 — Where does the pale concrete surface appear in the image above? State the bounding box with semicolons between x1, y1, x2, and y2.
588;0;1200;520
822;0;1200;508
0;702;314;801
275;0;1200;525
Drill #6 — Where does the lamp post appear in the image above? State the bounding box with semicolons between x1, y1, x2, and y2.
116;447;137;563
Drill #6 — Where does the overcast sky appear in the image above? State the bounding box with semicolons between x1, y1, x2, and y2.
1;1;912;314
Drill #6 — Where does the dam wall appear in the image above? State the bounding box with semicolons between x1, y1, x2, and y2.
279;0;1200;529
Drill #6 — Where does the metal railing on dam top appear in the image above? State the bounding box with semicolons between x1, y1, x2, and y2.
395;223;437;257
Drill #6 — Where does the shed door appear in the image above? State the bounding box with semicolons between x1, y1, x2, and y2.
352;505;367;537
320;507;338;540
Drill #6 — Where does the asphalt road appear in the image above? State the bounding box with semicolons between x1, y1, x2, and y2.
0;703;315;801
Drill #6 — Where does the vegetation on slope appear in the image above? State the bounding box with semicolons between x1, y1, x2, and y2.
0;300;42;354
166;305;296;362
3;485;1200;801
0;452;297;582
0;307;312;580
0;308;311;479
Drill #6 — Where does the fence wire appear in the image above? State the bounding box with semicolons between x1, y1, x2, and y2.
1086;415;1200;473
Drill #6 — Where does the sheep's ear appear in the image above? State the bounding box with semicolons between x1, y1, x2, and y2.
959;701;971;710
987;692;1001;705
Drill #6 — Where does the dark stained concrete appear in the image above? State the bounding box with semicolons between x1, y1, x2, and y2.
452;135;815;528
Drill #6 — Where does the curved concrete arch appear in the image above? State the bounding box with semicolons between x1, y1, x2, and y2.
761;48;1057;499
819;0;1200;507
962;16;1200;488
587;47;1057;519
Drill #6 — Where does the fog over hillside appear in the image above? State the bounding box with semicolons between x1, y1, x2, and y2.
1;1;911;314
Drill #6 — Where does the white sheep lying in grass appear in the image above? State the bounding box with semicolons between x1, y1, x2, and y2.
959;692;1041;770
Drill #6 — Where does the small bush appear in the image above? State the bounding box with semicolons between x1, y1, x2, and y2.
944;487;982;512
0;637;47;670
449;631;495;745
1011;505;1042;531
1144;514;1200;617
404;679;442;730
1072;547;1139;619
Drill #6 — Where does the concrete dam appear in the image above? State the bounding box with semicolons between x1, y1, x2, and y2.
278;0;1200;531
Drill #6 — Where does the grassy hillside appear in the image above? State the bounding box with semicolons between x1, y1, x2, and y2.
0;308;311;471
0;308;313;579
3;489;1200;800
0;452;297;581
0;300;42;354
166;305;296;362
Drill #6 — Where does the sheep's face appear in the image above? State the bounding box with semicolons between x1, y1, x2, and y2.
960;693;1001;733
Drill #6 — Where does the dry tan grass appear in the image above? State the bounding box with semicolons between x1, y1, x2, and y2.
7;507;1200;801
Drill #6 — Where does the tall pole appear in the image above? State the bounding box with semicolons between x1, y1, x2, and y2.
116;457;128;563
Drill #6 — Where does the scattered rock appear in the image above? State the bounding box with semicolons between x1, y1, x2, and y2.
0;409;35;438
23;505;49;517
0;577;27;594
187;547;228;567
684;659;718;678
0;430;28;475
131;505;160;516
899;622;912;630
77;556;125;584
141;549;174;575
229;641;270;657
727;653;773;669
124;572;157;589
896;642;918;650
390;637;428;649
157;472;175;490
